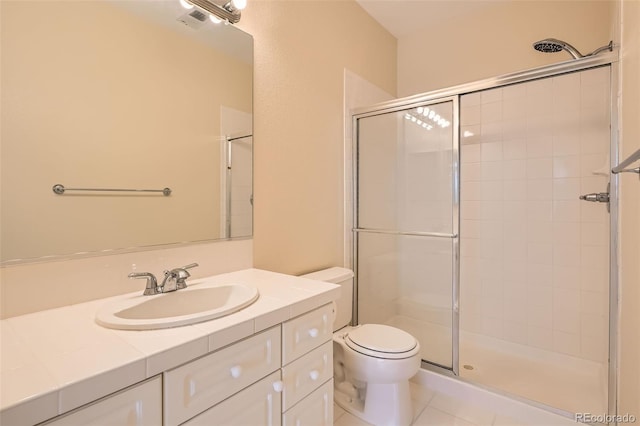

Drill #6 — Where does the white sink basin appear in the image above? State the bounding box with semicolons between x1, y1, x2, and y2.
96;282;259;330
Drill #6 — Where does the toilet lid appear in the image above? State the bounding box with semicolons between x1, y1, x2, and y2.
345;324;418;358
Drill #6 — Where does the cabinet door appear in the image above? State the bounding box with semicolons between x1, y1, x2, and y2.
42;377;161;426
282;303;333;365
282;341;333;411
164;326;281;426
183;371;282;426
283;379;333;426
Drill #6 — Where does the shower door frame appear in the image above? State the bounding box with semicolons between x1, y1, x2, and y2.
352;95;461;373
351;51;619;418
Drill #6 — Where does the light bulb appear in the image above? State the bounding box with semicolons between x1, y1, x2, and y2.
210;14;222;23
231;0;247;10
179;0;194;9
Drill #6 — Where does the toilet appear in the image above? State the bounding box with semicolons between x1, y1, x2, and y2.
301;267;421;426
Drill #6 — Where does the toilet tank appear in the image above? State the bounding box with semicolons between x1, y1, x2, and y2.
301;267;354;331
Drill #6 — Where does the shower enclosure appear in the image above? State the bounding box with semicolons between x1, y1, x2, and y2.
352;55;617;418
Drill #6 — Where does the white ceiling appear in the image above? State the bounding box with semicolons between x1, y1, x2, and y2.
355;0;500;38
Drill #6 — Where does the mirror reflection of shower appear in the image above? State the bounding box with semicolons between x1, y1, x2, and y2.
222;134;253;238
220;106;253;239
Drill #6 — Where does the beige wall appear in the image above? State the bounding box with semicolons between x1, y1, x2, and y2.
237;1;397;275
398;1;615;97
618;0;640;419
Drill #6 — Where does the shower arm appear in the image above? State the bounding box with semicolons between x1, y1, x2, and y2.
587;41;614;57
561;41;613;59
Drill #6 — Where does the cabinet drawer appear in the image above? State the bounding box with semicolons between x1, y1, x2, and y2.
182;371;282;426
164;326;281;426
282;341;333;411
42;377;161;426
283;379;333;426
282;303;333;365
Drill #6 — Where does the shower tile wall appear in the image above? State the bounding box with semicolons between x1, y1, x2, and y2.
459;68;610;363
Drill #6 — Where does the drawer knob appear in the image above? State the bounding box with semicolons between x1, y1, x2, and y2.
308;328;319;338
230;365;242;378
272;381;284;393
309;370;320;381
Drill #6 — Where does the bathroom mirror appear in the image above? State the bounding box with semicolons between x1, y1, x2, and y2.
0;0;253;264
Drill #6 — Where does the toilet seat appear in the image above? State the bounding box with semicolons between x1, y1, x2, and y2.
345;324;419;359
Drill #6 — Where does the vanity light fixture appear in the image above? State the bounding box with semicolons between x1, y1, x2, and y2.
180;0;246;24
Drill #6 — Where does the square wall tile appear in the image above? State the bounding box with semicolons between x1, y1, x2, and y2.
553;330;581;356
503;139;527;160
553;156;581;178
526;137;553;158
461;144;481;163
481;142;503;162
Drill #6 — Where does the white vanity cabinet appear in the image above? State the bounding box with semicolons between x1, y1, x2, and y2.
182;371;283;426
41;377;162;426
283;380;334;426
164;326;282;425
280;303;334;425
164;303;335;426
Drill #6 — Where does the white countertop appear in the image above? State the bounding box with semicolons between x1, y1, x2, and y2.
0;268;340;425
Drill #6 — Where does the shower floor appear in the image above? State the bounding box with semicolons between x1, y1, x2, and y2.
386;315;607;416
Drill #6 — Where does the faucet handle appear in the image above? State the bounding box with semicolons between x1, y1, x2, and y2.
128;272;161;296
181;263;199;271
173;263;199;289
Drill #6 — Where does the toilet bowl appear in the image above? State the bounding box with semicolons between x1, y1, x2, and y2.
301;267;421;426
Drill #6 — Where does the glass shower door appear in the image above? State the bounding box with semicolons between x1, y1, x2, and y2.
354;99;459;370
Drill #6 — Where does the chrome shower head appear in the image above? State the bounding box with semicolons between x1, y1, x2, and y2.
533;38;614;60
533;38;583;59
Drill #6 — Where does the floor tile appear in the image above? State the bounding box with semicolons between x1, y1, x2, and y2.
428;392;496;425
414;406;478;426
333;411;373;426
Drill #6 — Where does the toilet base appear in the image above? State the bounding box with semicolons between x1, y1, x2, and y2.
334;380;413;426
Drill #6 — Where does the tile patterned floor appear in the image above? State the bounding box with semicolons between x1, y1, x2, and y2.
333;382;576;426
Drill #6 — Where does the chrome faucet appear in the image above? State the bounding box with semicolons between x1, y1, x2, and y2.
128;272;162;296
128;263;199;295
160;263;199;293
